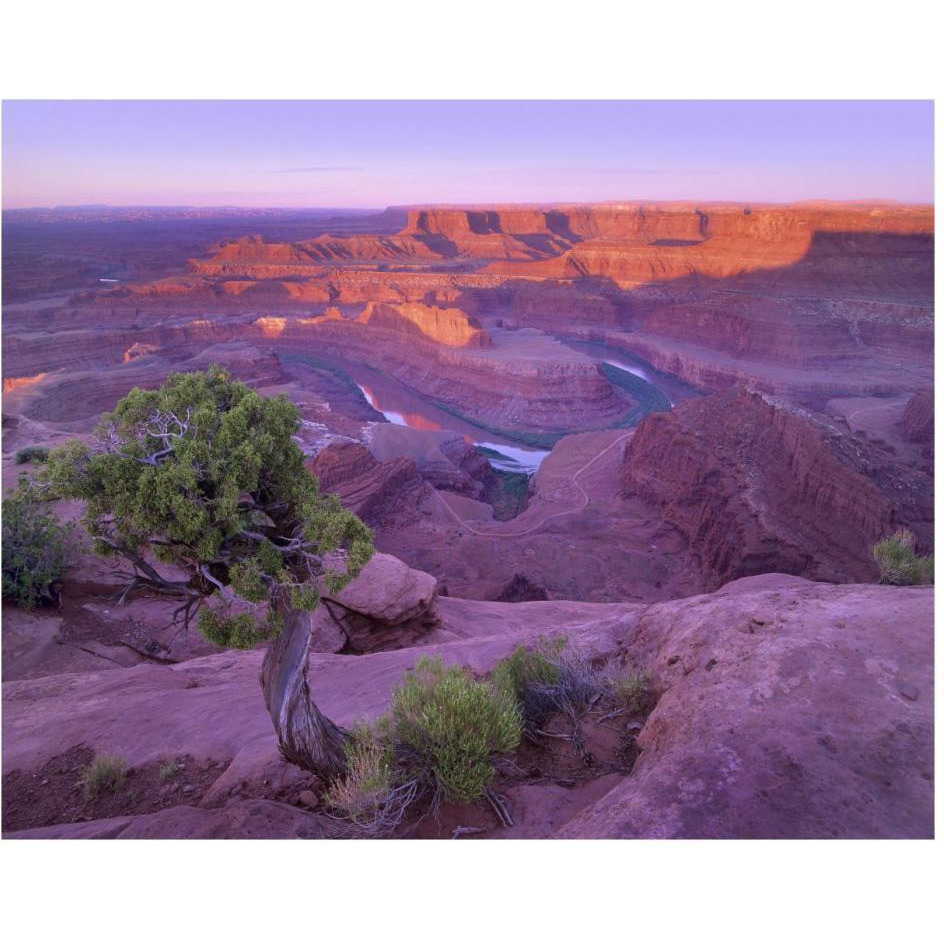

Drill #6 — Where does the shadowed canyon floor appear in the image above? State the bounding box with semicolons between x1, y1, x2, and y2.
1;201;934;838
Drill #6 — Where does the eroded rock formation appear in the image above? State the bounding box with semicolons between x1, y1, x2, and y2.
622;387;920;588
308;442;430;526
556;575;933;839
902;387;934;468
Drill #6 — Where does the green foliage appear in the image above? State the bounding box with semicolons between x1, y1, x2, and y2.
289;584;319;610
14;445;50;465
390;656;521;804
873;529;934;586
158;761;179;782
324;723;396;823
492;635;566;704
602;662;652;713
81;754;128;801
494;637;653;749
197;606;281;649
2;477;73;608
42;366;374;640
228;559;270;603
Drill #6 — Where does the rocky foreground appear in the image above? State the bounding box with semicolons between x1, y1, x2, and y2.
2;564;932;839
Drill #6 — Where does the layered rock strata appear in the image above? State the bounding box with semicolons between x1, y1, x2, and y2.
622;388;913;588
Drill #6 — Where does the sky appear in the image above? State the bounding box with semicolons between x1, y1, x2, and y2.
1;100;934;208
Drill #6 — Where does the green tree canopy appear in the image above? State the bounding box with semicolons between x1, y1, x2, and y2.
46;365;373;642
44;366;375;776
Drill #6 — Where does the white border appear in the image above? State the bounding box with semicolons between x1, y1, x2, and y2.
0;1;940;941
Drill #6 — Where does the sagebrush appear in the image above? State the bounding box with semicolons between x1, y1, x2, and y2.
391;657;521;804
81;754;128;801
493;636;653;750
323;660;521;833
323;723;417;836
873;529;934;586
602;660;652;713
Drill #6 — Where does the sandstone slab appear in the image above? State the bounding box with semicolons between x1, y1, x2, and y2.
556;576;934;839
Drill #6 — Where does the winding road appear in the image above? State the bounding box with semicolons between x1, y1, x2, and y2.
434;430;635;539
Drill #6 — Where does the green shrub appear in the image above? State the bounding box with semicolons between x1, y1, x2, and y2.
81;754;128;801
494;635;606;737
14;445;50;465
492;635;566;704
2;479;73;608
602;662;651;713
158;761;179;782
390;656;521;804
322;722;417;834
873;529;934;586
494;638;653;752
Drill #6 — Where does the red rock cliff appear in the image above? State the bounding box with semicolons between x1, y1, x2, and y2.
622;388;898;588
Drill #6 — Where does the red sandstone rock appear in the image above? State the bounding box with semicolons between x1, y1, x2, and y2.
251;312;629;434
356;301;492;348
46;202;930;411
308;552;439;654
901;387;933;467
3;576;932;839
366;424;493;499
488;204;933;297
556;575;933;839
6;799;329;839
622;388;902;588
308;442;430;525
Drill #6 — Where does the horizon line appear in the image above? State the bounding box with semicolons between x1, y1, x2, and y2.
3;198;935;213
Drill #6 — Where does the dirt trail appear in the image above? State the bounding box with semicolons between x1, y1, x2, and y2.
435;431;634;538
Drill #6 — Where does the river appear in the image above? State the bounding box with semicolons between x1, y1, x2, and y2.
321;348;689;476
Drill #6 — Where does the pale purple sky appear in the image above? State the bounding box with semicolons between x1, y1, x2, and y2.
1;101;934;208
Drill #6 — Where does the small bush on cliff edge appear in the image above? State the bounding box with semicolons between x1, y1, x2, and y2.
391;657;521;804
323;722;418;835
602;661;652;714
2;477;73;608
493;636;654;751
873;529;934;586
323;660;521;834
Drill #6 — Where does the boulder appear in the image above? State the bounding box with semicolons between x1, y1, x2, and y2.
319;552;440;653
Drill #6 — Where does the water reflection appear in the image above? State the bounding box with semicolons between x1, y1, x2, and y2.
562;339;700;407
342;345;691;477
602;359;675;406
355;381;548;474
357;383;444;431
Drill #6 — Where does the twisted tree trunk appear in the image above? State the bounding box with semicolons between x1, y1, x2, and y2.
259;599;348;780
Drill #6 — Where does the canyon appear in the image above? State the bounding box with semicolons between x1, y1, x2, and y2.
1;200;934;839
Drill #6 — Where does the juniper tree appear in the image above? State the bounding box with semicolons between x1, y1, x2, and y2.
2;475;73;608
44;366;374;779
